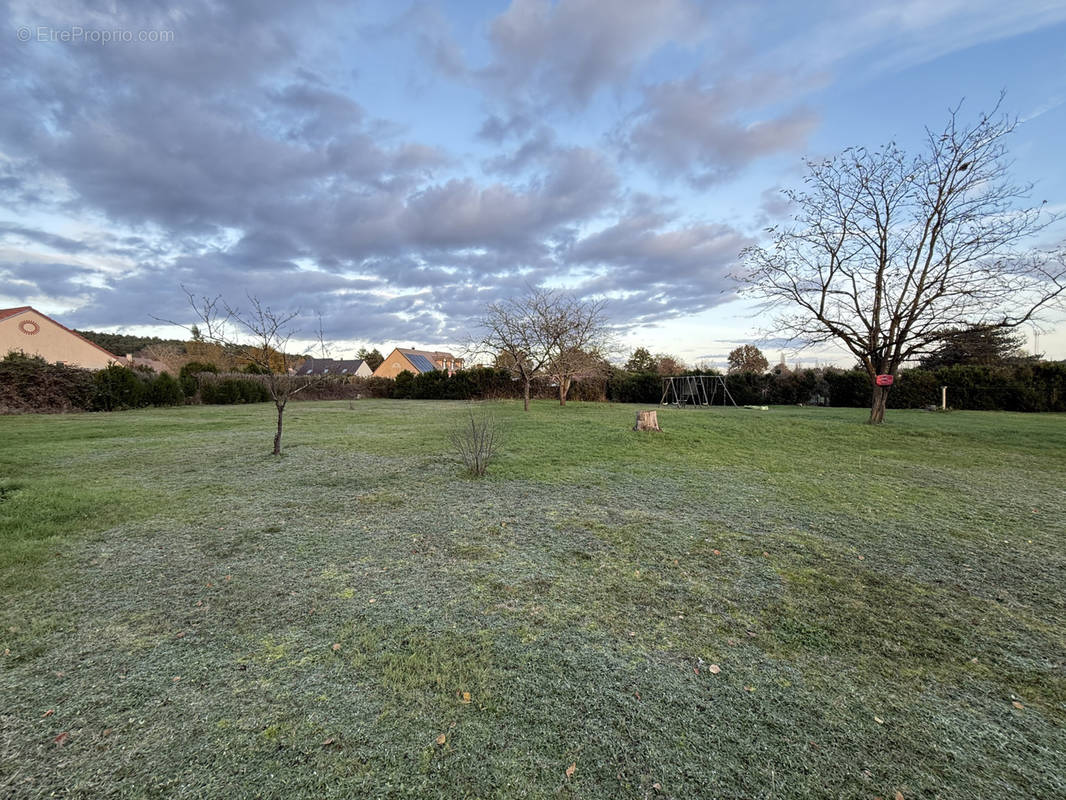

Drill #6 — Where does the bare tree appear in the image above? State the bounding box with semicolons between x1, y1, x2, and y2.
545;297;611;406
547;346;609;406
739;98;1066;423
170;289;329;454
474;287;610;411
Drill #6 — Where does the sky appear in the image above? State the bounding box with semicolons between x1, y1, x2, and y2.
2;0;1066;367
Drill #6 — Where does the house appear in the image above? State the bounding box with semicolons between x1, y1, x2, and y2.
372;347;463;379
295;357;373;378
0;306;121;370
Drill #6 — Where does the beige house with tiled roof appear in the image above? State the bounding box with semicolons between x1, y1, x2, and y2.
0;306;120;370
372;347;463;379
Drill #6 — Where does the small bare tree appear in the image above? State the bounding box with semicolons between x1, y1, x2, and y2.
449;410;503;476
168;289;329;454
739;98;1065;423
474;287;610;411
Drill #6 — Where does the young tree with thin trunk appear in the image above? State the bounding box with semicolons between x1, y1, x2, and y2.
739;99;1065;423
171;289;328;454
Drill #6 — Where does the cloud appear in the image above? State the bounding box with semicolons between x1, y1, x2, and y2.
620;76;818;185
480;0;707;108
568;210;754;322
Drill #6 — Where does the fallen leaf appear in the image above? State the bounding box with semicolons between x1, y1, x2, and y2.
895;792;905;800
762;551;769;557
744;685;755;692
565;763;576;778
435;733;446;746
460;691;471;704
1012;701;1024;710
857;555;865;560
874;716;884;725
42;709;55;718
172;676;181;682
53;732;69;746
322;737;335;746
708;664;721;675
693;667;699;675
175;631;185;639
712;549;721;556
331;643;341;651
652;782;662;791
368;598;375;604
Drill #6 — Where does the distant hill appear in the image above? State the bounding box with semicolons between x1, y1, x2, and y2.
74;330;189;356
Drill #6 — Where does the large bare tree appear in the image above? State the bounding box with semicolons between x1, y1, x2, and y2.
174;289;328;454
739;99;1065;423
475;287;610;411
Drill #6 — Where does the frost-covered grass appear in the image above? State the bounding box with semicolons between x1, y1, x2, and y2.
1;400;1064;798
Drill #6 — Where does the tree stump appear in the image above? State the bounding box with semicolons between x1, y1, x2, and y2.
633;409;662;432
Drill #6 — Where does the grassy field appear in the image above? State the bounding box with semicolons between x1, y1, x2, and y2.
1;400;1064;799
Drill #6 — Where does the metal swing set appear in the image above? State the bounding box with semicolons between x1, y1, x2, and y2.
659;374;738;408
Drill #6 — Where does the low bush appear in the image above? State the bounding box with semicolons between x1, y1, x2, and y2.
449;410;503;476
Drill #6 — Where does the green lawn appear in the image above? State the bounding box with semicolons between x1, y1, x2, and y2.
1;401;1064;798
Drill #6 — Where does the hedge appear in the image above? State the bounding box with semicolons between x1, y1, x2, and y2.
1;354;184;413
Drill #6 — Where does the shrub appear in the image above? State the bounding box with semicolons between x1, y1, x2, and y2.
146;372;185;406
200;377;270;405
606;369;661;403
449;411;503;476
92;365;147;411
179;361;219;397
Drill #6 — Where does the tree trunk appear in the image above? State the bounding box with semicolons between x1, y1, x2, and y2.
558;377;571;407
523;381;530;412
868;385;889;425
273;401;285;454
633;409;662;432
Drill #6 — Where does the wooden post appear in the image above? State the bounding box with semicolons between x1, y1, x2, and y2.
941;385;947;411
633;410;662;432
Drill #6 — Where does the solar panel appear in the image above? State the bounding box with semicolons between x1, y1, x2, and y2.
406;353;436;372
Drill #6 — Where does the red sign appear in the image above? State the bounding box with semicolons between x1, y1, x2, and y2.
875;374;894;386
